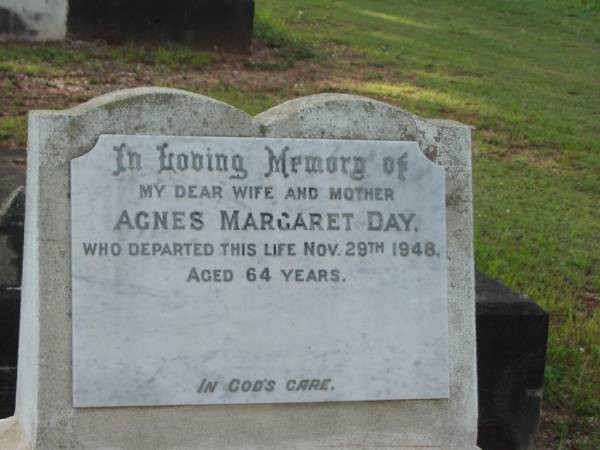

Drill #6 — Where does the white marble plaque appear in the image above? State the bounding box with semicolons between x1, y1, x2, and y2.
71;135;448;407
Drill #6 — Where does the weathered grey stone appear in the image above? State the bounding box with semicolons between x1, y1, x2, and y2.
0;0;66;40
1;88;479;449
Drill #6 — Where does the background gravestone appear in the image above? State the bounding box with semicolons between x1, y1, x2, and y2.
68;0;255;49
0;0;253;49
476;272;548;450
0;152;26;421
0;88;479;449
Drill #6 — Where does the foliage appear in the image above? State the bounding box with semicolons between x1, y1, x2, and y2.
0;117;27;147
254;11;318;61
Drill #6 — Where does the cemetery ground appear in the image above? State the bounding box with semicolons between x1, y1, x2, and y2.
0;0;598;448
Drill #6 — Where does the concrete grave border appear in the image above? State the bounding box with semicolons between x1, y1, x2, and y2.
0;87;478;449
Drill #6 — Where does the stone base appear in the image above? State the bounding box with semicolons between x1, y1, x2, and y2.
0;417;30;450
0;416;480;450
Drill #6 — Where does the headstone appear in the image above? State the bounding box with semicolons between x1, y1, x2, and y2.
0;189;551;446
0;0;66;40
476;272;548;450
0;88;479;449
0;286;19;420
0;150;26;288
67;0;255;50
0;153;25;421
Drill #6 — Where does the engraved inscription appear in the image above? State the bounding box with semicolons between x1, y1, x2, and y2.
71;136;449;407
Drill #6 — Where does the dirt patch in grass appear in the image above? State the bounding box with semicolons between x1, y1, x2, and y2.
0;40;337;150
0;39;548;155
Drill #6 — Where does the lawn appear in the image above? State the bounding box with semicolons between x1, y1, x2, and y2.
1;0;599;447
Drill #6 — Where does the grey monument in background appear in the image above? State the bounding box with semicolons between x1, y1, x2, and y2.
0;0;67;40
0;88;479;449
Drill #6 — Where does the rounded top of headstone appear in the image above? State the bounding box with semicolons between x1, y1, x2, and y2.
256;93;420;140
59;87;251;118
257;93;469;140
29;87;263;158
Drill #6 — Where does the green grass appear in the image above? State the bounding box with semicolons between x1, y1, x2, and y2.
109;44;219;70
0;46;84;76
0;43;219;73
0;61;43;75
254;0;600;444
204;83;282;116
153;80;283;116
254;10;319;61
0;46;87;65
0;117;27;147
